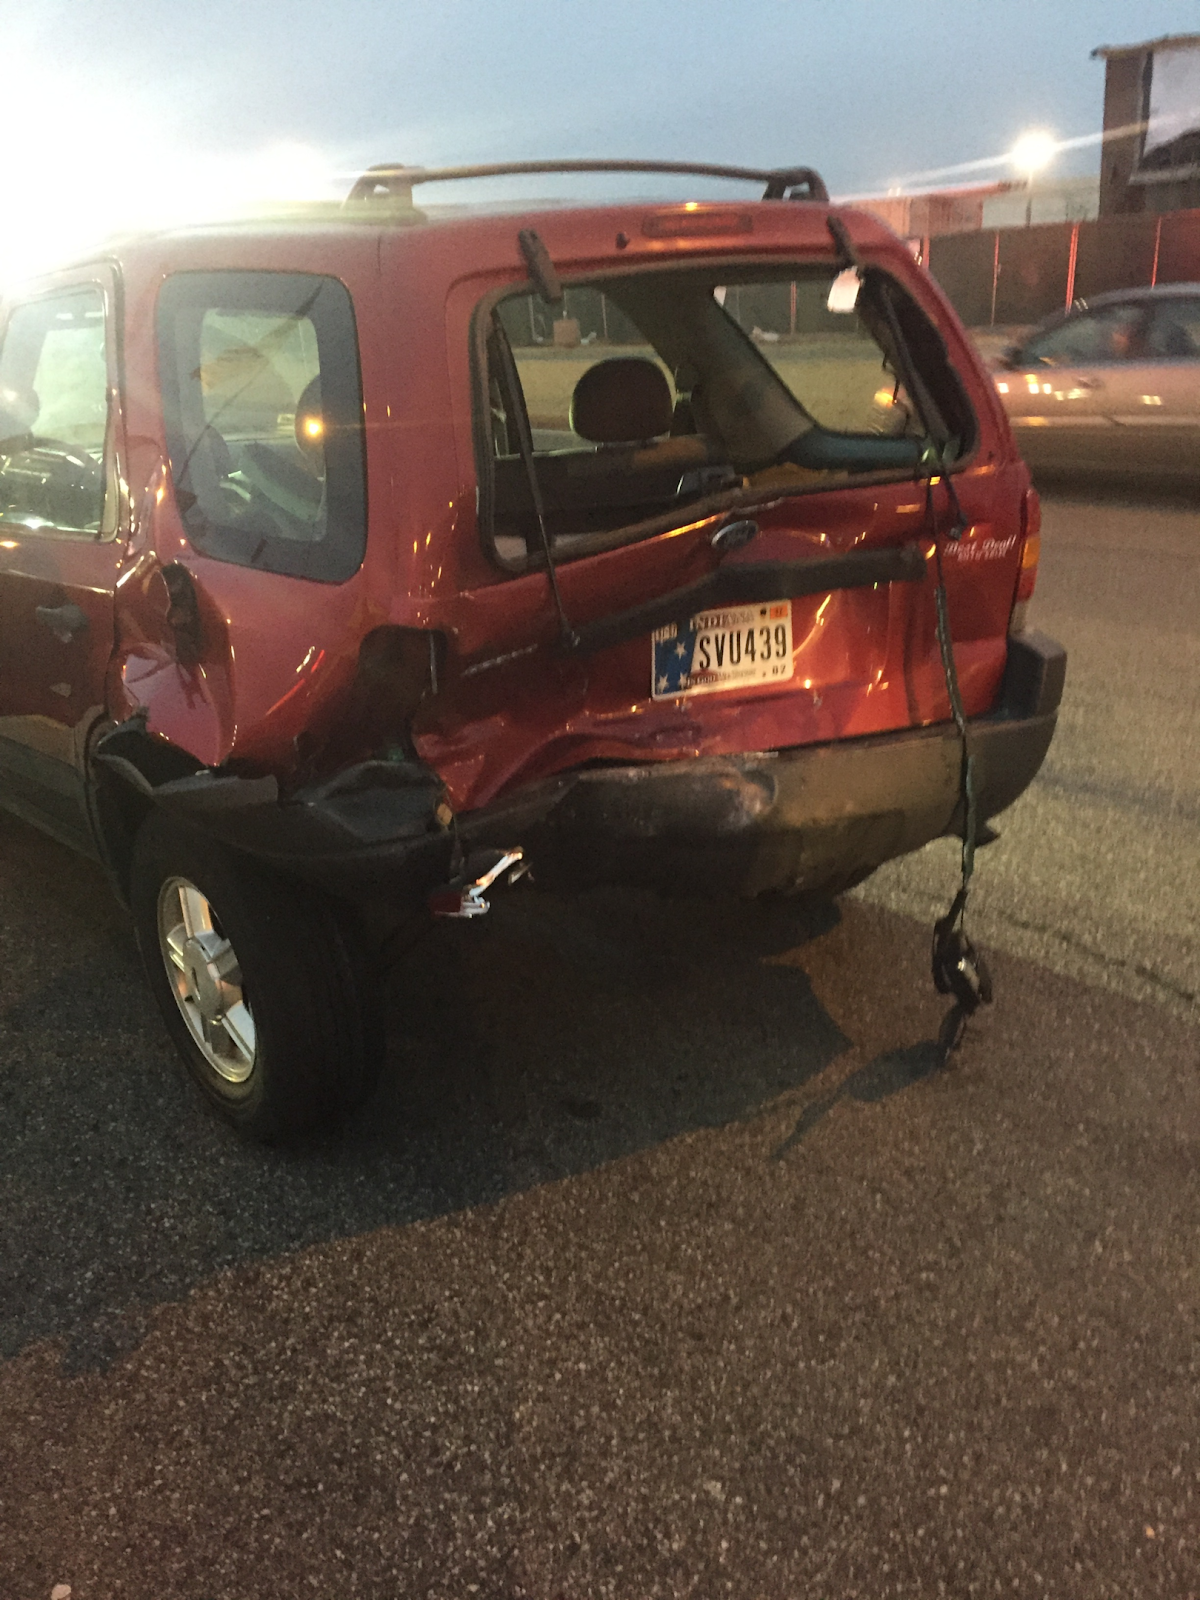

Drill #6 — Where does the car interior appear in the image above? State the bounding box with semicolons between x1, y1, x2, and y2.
0;292;108;535
481;265;970;566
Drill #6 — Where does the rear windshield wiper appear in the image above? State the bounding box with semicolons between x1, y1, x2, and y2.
493;234;577;646
490;313;575;646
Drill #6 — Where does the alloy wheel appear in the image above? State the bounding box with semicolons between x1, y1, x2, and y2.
156;876;257;1083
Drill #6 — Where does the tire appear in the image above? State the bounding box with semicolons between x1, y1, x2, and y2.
129;812;383;1141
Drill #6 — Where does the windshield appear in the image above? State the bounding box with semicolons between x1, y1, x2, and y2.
479;262;974;566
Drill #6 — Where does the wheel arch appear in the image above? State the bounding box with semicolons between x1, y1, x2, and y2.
88;714;220;903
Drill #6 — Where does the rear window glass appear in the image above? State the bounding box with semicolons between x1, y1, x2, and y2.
479;263;973;568
157;271;366;583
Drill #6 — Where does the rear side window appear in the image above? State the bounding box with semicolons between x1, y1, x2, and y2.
157;271;366;582
1145;297;1200;359
0;287;110;536
1022;304;1147;366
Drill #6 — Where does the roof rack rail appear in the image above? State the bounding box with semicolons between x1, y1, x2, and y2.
345;159;829;208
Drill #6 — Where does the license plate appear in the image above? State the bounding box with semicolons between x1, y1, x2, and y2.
651;600;794;699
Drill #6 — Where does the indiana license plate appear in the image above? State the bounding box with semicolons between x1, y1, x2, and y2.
651;600;794;700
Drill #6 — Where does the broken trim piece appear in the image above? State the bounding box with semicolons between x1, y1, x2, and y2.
429;847;527;918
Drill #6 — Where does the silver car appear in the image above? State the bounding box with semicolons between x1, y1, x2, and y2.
993;284;1200;481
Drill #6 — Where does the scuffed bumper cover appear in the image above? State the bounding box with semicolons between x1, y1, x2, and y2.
238;630;1063;902
468;633;1061;897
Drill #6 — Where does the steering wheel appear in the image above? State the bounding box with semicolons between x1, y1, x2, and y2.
27;437;106;496
27;435;102;462
2;437;106;530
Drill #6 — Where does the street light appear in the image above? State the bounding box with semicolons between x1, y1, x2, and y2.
1009;130;1058;226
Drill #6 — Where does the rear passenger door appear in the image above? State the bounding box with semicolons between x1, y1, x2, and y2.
0;270;124;854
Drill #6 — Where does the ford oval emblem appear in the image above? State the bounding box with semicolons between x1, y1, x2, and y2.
711;518;758;553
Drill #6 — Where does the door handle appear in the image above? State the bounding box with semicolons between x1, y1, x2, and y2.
35;602;90;643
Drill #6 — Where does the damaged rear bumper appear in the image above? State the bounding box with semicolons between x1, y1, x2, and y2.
104;631;1065;903
464;630;1064;897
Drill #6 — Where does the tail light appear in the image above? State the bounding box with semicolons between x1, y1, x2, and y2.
1010;485;1041;634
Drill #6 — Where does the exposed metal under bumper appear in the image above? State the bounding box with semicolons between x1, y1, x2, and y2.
481;704;1057;898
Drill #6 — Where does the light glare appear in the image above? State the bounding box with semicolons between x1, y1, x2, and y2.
0;54;341;291
1008;130;1058;178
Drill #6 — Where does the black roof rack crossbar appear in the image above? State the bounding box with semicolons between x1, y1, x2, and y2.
346;159;828;207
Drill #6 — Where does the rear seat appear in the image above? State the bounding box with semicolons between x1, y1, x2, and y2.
493;356;733;555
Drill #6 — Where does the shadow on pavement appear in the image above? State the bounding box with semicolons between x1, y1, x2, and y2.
772;1038;946;1157
0;811;854;1368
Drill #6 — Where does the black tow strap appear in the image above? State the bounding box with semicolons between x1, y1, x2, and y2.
509;208;992;1052
827;211;993;1053
925;465;993;1055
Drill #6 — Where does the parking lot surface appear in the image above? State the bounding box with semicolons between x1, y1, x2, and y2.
1;486;1198;1599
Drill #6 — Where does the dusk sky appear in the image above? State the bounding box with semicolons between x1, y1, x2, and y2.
1;0;1198;275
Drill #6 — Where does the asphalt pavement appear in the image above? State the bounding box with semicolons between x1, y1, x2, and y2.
1;484;1198;1600
858;482;1200;1019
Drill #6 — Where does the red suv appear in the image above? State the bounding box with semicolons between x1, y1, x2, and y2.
0;159;1063;1139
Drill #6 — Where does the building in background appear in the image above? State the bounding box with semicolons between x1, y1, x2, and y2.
982;175;1099;230
853;183;1014;238
847;176;1100;245
1093;33;1200;215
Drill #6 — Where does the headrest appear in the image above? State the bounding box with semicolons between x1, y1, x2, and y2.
569;357;672;444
